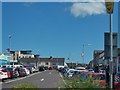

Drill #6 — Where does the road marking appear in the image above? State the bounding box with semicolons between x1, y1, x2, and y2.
40;78;44;81
0;82;2;84
4;72;41;84
58;87;60;90
49;72;51;74
59;72;66;85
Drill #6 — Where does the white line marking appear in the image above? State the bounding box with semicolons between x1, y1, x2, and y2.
49;72;51;74
4;72;41;84
0;82;2;84
59;72;66;85
40;78;44;81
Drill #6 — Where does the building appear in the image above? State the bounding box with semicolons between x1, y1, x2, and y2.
10;50;38;60
9;50;38;65
88;60;94;68
104;32;118;73
93;50;104;66
66;63;84;68
19;57;65;68
10;50;65;68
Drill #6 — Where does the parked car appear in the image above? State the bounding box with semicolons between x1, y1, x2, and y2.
32;67;39;73
38;66;45;71
58;67;69;74
65;69;79;78
88;69;94;73
90;73;120;89
44;66;48;70
23;67;30;75
91;73;106;86
5;67;18;78
75;67;88;73
48;67;53;70
115;73;120;78
15;67;26;77
114;77;120;90
24;66;34;74
0;68;10;81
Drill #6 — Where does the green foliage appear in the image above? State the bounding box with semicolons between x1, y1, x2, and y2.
12;83;38;90
65;76;105;89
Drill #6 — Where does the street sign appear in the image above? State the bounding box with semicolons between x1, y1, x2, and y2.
105;0;114;14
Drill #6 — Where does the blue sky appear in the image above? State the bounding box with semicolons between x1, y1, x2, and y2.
2;2;119;64
0;2;2;53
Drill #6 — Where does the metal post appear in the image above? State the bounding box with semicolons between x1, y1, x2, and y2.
117;57;118;74
109;14;113;89
9;35;11;51
82;44;84;64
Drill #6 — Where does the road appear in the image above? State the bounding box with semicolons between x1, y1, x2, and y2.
1;70;65;89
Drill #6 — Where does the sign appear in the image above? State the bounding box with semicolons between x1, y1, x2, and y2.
105;0;114;14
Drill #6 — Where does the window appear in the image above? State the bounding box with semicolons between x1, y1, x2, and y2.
45;62;48;65
52;63;56;65
118;67;120;72
119;59;120;64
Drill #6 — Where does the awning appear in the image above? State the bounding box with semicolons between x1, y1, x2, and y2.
0;60;10;65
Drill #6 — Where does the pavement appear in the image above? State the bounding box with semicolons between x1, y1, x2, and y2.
1;70;65;89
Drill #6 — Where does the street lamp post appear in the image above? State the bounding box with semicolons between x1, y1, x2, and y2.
109;13;113;89
8;35;14;67
81;44;92;65
36;50;40;68
8;35;12;51
105;0;114;88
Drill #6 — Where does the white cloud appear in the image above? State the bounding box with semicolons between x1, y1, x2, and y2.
23;2;35;7
70;2;106;17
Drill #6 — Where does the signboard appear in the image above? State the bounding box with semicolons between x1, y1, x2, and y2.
105;0;114;14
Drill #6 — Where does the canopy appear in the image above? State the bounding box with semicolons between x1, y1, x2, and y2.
0;59;10;65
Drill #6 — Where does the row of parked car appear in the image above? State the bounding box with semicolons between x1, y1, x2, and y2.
0;65;40;82
0;65;54;82
57;66;120;90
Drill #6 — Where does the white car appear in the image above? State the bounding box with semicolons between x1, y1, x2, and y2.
23;68;30;75
66;69;79;78
0;68;9;81
75;67;88;73
88;69;94;73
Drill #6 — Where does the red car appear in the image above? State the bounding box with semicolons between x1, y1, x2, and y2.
48;67;53;70
91;73;120;89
